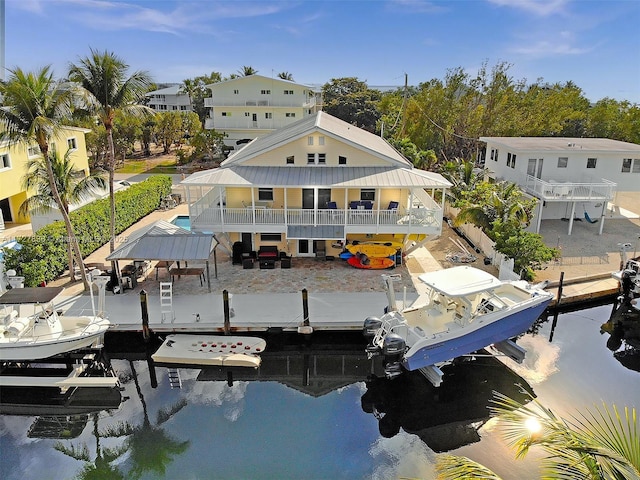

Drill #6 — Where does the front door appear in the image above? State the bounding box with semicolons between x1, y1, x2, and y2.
302;189;314;209
241;232;253;252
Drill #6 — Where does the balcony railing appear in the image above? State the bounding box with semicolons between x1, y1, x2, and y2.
524;175;617;201
204;97;315;108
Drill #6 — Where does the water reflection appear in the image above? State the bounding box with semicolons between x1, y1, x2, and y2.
601;301;640;373
360;353;535;452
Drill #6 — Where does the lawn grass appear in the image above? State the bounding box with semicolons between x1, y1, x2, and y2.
116;158;178;174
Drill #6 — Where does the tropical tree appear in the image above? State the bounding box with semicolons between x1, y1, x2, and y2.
19;149;106;280
238;65;258;76
277;71;294;81
322;77;382;132
436;392;640;479
68;49;153;259
0;66;92;288
180;72;222;126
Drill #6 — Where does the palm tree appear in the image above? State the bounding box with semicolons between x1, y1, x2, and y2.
277;71;294;81
68;49;153;260
436;392;640;479
237;65;258;76
0;66;92;289
19;149;106;281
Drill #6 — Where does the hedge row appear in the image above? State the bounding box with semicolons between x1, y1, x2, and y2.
3;175;173;286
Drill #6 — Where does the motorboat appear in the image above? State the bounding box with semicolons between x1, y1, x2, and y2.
0;286;111;361
362;266;553;381
613;242;640;304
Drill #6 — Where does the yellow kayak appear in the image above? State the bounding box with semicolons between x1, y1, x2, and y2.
347;244;397;258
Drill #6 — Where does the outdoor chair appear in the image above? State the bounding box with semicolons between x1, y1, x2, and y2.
387;201;399;211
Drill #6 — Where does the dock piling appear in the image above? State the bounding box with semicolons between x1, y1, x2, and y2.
556;272;565;306
223;290;231;334
140;290;151;342
302;289;309;326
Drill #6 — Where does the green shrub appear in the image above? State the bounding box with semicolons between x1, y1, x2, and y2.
3;175;172;286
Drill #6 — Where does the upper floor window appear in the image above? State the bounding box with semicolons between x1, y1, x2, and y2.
338;156;347;165
180;105;187;110
558;157;568;168
507;152;516;168
284;90;293;95
28;145;41;157
285;112;296;117
490;148;498;161
361;189;375;201
621;158;639;173
307;153;315;164
233;89;239;94
0;153;11;169
245;112;250;116
172;106;178;110
587;157;597;169
633;159;640;173
67;137;77;151
318;153;326;164
260;89;271;95
307;136;314;146
158;104;167;110
318;136;325;146
265;112;272;119
258;188;273;201
222;112;231;116
286;155;294;165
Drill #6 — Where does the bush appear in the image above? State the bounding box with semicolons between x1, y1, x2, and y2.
3;175;172;286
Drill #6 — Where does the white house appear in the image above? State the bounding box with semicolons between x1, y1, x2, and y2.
146;85;192;112
204;75;321;149
480;137;640;235
183;111;451;258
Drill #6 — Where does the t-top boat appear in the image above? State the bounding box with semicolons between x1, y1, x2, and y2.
363;266;553;380
0;286;111;361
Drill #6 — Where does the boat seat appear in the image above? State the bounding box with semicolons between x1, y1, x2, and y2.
7;317;31;337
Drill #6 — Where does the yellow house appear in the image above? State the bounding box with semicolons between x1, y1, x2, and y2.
0;126;91;228
182;112;451;258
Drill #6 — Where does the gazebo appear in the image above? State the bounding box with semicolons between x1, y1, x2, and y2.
106;220;218;292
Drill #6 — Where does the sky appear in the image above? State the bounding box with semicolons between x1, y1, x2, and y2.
3;0;640;103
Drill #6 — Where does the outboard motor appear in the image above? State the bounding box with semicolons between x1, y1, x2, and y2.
363;316;382;338
382;333;406;359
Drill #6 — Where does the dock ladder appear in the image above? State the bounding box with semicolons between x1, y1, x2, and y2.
160;282;174;323
167;368;182;389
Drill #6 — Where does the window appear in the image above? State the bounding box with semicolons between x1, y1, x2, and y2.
319;136;325;145
633;159;640;173
284;90;293;95
318;153;326;164
172;106;177;110
490;148;498;162
260;89;271;95
361;189;375;201
285;112;296;118
180;105;187;110
234;89;239;94
261;233;282;242
622;158;632;173
0;153;10;169
286;155;294;165
587;157;597;169
338;155;347;165
265;112;272;119
158;104;167;110
258;188;273;201
67;137;77;151
307;136;314;146
507;152;515;167
222;112;231;116
28;145;41;157
245;112;250;116
307;153;315;164
558;157;568;168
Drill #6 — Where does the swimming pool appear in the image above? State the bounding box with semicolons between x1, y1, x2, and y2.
171;215;191;231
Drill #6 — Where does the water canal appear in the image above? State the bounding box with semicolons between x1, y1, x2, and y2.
1;303;638;480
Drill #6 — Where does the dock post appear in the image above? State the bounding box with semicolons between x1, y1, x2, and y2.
140;289;151;342
556;272;565;306
223;289;231;335
302;288;309;326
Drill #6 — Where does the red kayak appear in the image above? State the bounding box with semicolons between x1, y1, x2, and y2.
347;256;395;269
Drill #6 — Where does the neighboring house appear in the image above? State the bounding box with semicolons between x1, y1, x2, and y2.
146;85;192;112
0;126;92;230
204;74;321;150
480;137;640;235
182;111;451;258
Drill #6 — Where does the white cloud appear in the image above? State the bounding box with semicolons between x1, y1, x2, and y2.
487;0;570;17
387;0;448;14
369;431;437;480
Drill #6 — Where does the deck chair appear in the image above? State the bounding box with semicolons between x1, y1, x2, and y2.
326;201;337;209
584;211;598;224
387;201;399;211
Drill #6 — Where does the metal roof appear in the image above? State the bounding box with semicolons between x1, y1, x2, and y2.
106;220;217;262
184;166;451;189
480;137;640;153
221;112;412;168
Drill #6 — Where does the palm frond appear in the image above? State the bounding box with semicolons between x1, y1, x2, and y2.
435;454;503;479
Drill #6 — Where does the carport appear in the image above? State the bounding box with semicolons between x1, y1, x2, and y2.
106;220;218;292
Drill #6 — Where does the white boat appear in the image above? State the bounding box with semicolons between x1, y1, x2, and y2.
0;287;111;361
152;334;266;368
362;267;554;380
613;242;640;303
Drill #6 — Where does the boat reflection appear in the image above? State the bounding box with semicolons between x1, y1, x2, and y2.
360;352;535;452
601;301;640;373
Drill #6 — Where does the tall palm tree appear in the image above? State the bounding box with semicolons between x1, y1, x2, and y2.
237;65;258;76
68;49;153;259
19;149;106;281
0;66;92;288
436;392;640;479
277;71;294;81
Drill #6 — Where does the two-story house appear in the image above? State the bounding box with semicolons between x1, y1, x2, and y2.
182;111;451;258
146;85;192;112
204;74;321;150
480;137;640;235
0;126;92;230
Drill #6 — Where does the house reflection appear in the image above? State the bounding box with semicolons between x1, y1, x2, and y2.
360;353;535;452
